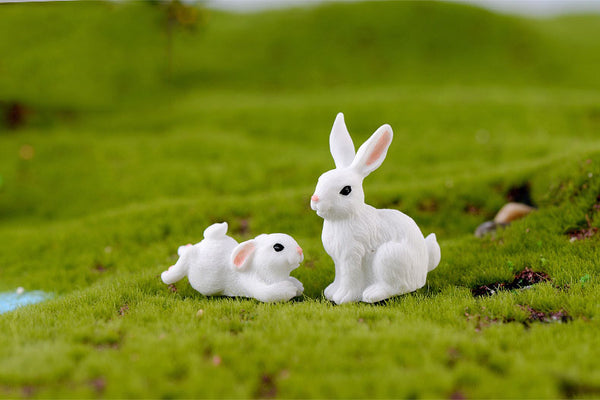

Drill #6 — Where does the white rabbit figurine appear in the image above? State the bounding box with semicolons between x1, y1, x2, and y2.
310;113;441;304
161;222;304;302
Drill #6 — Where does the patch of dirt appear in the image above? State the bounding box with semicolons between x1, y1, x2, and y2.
561;378;600;399
472;268;551;297
466;305;572;332
376;196;403;210
303;259;316;269
89;377;106;394
22;385;35;398
464;311;501;332
93;263;107;273
446;347;461;367
518;305;572;325
94;342;120;351
464;203;483;216
1;101;77;131
567;196;600;241
449;391;467;400
417;197;438;212
506;182;534;206
568;225;598;241
231;217;252;236
2;101;30;130
255;374;278;399
118;304;129;317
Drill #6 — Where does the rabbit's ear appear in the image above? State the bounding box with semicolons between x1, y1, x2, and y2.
351;124;393;177
330;113;355;169
231;240;256;270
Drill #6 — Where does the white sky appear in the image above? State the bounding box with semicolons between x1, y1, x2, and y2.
1;0;600;17
206;0;600;16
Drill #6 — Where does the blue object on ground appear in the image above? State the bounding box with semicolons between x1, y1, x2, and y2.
0;290;50;314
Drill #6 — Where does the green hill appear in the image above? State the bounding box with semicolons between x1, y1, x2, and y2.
0;1;599;398
1;1;600;109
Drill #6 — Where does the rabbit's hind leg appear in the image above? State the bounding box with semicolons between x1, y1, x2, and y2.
362;241;425;303
161;258;188;285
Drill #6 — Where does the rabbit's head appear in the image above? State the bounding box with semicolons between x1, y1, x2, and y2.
311;113;393;220
231;233;304;281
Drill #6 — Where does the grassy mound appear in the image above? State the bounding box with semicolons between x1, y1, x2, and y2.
1;1;599;398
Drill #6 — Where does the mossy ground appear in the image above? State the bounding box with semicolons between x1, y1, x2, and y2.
1;1;599;398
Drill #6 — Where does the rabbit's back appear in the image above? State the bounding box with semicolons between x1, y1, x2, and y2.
376;208;426;245
187;236;238;295
323;205;424;259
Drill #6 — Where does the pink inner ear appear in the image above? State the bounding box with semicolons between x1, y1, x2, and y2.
233;243;255;268
366;130;391;166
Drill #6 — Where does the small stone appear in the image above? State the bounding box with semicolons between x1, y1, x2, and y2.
16;287;25;295
475;220;501;238
475;129;490;144
278;369;291;380
494;202;535;224
196;309;204;318
18;145;35;160
118;304;129;316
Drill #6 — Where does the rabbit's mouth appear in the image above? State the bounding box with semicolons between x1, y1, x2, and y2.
290;253;304;270
311;201;325;217
314;207;327;219
314;205;336;220
310;200;318;211
312;202;338;219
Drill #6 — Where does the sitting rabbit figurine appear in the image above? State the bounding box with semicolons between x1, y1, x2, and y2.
161;222;304;302
310;113;441;304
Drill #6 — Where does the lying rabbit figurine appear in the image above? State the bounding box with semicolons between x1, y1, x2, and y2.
161;222;304;302
310;113;441;304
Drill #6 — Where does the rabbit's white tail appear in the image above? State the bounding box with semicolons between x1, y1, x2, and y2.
425;233;441;272
203;222;228;240
178;244;193;257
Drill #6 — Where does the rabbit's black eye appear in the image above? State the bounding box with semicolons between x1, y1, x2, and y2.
273;243;284;252
339;185;352;196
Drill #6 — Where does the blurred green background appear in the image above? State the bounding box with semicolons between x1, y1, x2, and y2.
1;0;600;224
1;1;600;398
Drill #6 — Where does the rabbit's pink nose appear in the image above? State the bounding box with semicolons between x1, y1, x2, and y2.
311;195;319;202
296;246;303;256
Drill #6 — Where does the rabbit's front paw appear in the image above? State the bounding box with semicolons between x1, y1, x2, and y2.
277;280;300;301
255;281;298;302
332;287;362;304
289;277;304;296
324;282;339;301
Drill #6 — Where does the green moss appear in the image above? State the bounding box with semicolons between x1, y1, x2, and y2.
1;1;600;398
